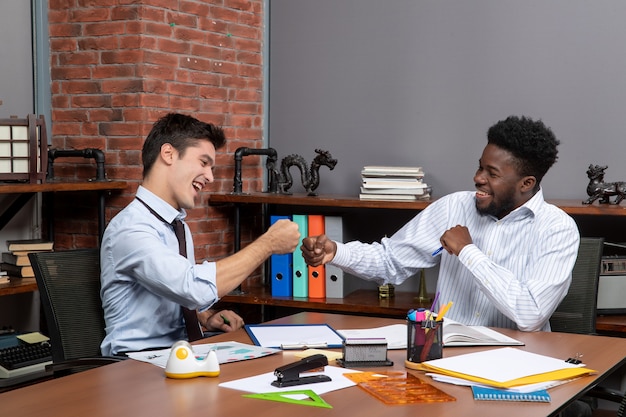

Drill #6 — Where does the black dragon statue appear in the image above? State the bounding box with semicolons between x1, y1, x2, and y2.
583;164;626;205
276;149;338;196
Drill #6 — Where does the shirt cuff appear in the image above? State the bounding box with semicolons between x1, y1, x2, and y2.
330;242;350;267
457;243;482;268
194;261;219;312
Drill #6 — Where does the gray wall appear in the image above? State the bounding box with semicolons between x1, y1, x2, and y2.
268;0;626;200
0;0;34;118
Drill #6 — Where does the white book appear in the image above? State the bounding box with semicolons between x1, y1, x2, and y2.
360;186;425;195
362;180;427;189
362;166;424;177
359;193;425;201
362;177;424;183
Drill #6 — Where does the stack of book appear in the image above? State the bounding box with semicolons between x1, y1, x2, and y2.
1;239;54;281
359;165;431;201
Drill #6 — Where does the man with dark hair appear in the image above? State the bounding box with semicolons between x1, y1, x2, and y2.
100;113;300;356
302;115;579;332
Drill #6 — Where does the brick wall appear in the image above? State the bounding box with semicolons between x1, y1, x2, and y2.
47;0;265;279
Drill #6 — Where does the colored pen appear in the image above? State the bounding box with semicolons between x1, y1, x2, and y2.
220;314;231;326
429;292;440;315
435;301;453;321
432;246;444;257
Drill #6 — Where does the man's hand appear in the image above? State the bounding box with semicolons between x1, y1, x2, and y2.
198;309;244;332
264;219;301;254
301;234;337;266
440;225;473;256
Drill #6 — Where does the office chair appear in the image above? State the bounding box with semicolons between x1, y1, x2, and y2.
29;249;124;376
550;237;604;334
549;238;626;416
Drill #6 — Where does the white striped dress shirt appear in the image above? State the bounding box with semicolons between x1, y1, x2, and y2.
332;189;580;331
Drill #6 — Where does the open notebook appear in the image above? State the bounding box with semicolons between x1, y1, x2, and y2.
443;318;524;347
336;319;523;350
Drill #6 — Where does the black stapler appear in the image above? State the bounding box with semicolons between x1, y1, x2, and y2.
271;354;332;388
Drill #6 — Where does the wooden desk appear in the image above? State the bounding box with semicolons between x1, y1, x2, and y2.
2;312;626;417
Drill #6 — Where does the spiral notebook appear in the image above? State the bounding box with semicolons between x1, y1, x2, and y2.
471;386;551;402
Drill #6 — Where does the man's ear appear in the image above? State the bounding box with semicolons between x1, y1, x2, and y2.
520;176;537;193
160;143;176;165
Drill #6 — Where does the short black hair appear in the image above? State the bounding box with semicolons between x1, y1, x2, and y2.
142;113;226;177
487;115;559;187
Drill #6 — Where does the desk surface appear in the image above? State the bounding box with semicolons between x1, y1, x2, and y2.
2;312;625;417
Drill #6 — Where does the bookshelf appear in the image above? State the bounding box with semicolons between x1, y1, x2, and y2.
0;180;127;296
211;192;626;318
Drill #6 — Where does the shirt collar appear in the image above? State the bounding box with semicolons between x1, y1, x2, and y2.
136;185;187;223
502;187;544;221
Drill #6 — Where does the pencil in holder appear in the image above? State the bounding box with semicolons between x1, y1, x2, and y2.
405;318;443;369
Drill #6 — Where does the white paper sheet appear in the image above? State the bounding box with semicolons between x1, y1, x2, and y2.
245;324;344;348
127;341;280;368
422;347;585;383
218;365;360;395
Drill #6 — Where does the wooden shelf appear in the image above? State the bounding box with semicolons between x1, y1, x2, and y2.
0;179;128;242
547;199;626;216
210;192;626;216
0;278;38;296
209;192;431;210
222;286;431;317
596;315;626;335
0;182;127;298
0;180;127;194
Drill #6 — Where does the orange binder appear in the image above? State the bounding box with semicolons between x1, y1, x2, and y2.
307;214;326;298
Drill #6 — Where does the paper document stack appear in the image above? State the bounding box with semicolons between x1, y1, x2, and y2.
418;347;596;390
359;165;431;201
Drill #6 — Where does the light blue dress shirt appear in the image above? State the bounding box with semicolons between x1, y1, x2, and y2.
100;186;218;356
332;189;580;332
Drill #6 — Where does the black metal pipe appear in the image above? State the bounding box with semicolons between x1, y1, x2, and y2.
47;148;107;181
233;147;278;194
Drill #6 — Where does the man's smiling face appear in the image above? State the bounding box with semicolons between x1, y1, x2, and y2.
167;140;216;210
473;143;527;219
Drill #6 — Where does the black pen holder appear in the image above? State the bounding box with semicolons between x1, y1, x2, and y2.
405;319;443;369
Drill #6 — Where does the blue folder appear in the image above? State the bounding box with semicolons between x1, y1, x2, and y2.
270;215;293;297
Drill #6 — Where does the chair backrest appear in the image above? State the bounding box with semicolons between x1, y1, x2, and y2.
29;249;105;364
550;237;604;334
